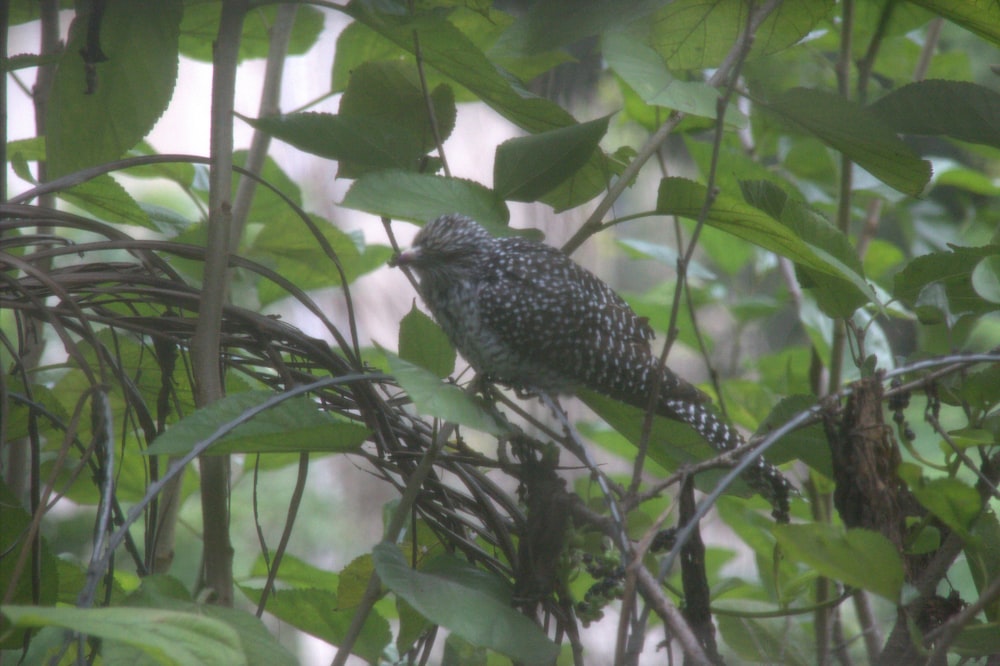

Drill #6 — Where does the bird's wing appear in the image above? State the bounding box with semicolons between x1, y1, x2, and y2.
479;239;654;369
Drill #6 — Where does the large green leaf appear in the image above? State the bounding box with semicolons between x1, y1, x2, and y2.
495;0;666;55
646;0;834;70
341;170;509;227
1;606;247;666
345;3;576;134
46;0;181;178
60;174;152;229
759;87;932;196
898;466;982;542
772;524;904;601
248;213;392;305
494;116;610;201
656;177;874;303
0;483;59;649
603;32;737;124
247;552;340;593
247;111;434;177
179;4;325;62
907;0;1000;46
387;354;506;436
336;60;456;177
345;3;612;210
966;513;1000;621
869;80;1000;150
144;391;369;456
718;615;810;666
399;305;456;378
739;179;876;317
333;8;570;99
893;245;1000;317
754;395;830;476
109;576;298;666
373;544;559;665
239;586;390;663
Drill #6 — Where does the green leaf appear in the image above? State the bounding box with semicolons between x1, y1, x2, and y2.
495;0;665;55
344;4;616;211
954;364;1000;413
346;4;577;134
144;391;369;456
934;165;1000;196
869;80;1000;150
646;0;834;70
46;0;181;178
331;19;409;93
951;622;1000;656
0;483;59;649
656;177;872;291
972;255;1000;305
759;87;932;196
341;170;510;227
247;111;430;176
248;213;392;305
336;554;377;609
717;615;809;666
116;576;298;666
755;395;831;476
772;524;904;601
967;513;1000;621
739;179;876;317
537;151;616;212
386;354;506;436
247;552;340;593
603;32;737;124
231;150;302;227
179;4;325;62
336;60;457;177
239;586;390;663
893;245;1000;317
906;0;1000;46
1;606;247;666
494;116;610;201
902;473;981;541
399;305;456;378
59;174;152;228
373;544;559;664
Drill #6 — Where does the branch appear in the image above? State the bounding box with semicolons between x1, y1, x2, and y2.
193;0;249;607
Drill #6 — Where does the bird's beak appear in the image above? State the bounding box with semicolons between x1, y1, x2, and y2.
388;248;419;268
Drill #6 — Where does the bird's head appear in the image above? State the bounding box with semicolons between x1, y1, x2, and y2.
389;214;493;271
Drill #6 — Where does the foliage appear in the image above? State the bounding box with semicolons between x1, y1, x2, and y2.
2;0;999;664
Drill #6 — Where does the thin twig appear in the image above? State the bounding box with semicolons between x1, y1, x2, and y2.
231;3;297;244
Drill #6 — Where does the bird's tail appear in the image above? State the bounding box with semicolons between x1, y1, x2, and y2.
662;396;791;523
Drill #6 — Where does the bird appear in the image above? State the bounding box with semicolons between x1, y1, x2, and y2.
389;213;790;521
